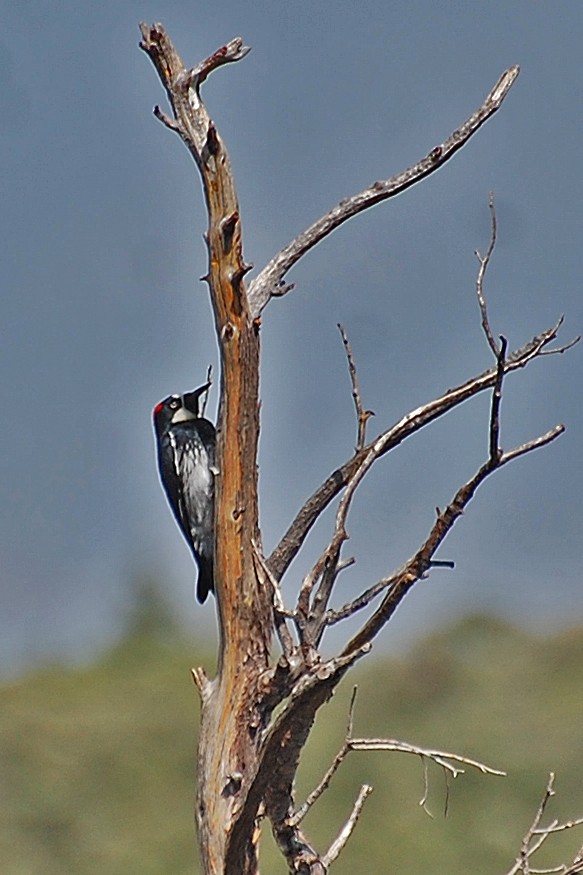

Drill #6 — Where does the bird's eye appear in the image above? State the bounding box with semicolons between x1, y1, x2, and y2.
169;397;180;409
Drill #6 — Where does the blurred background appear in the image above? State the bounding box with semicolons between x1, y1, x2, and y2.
4;601;583;874
1;1;582;871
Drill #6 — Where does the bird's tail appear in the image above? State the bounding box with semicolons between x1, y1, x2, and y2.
196;557;214;604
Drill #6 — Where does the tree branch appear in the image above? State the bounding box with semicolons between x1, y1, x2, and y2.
290;686;359;826
563;848;583;875
200;364;213;417
251;539;297;666
489;334;507;461
299;380;464;650
346;739;506;778
475;193;501;356
247;66;519;316
504;774;583;875
296;419;391;651
322;784;373;868
266;188;575;592
338;323;373;452
230;646;369;875
291;686;504;830
267;316;566;586
341;347;564;655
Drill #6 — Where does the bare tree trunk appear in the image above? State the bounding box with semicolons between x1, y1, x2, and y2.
139;27;271;874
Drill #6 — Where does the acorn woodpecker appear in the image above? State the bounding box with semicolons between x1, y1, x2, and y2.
153;384;216;603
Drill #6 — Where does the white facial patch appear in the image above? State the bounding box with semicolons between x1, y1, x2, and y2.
171;404;196;424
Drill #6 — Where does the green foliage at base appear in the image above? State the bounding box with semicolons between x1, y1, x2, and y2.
2;610;583;874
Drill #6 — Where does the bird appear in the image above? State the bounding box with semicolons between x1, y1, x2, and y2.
153;383;216;603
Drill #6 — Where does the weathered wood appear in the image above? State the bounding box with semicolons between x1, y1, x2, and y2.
140;25;271;874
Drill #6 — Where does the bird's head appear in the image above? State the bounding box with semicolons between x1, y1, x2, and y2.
153;382;211;432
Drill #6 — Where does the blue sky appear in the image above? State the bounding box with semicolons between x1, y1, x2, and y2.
1;1;581;673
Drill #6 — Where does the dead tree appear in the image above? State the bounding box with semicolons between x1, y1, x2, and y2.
139;24;581;875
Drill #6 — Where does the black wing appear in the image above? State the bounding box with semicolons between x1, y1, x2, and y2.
156;418;216;602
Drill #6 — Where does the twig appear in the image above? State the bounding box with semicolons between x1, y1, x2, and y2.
247;66;519;316
251;540;296;663
322;784;373;868
533;819;583;836
489;335;507;462
326;556;453;628
347;739;505;778
338;323;373;451
499;426;564;465
292;733;503;866
443;767;452;818
346;684;358;735
325;575;397;626
504;774;583;875
563;846;583;875
153;104;180;132
475;193;501;356
539;334;581;356
200;364;213;417
296;431;386;640
191;666;212;703
419;757;433;816
291;688;359;826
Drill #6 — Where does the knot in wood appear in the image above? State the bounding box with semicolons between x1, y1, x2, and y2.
222;771;243;798
221;321;237;342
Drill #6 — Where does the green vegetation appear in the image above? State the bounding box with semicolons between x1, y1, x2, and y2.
2;608;583;874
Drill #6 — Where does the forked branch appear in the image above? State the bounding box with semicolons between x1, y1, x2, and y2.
265;193;576;593
343;395;563;656
291;687;504;829
282;321;565;661
286;206;569;662
267;316;569;587
504;774;583;875
338;323;374;452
